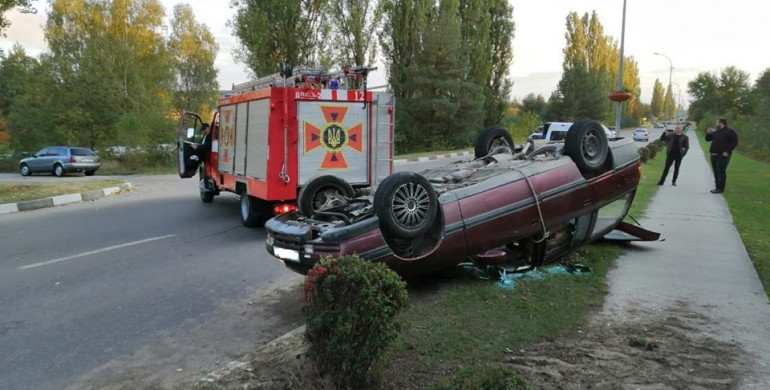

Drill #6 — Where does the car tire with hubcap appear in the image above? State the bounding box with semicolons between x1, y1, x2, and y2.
297;175;355;217
374;171;438;239
20;164;30;176
54;163;65;177
474;126;515;158
564;120;609;174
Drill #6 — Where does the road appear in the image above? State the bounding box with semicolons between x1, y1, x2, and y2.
0;158;455;390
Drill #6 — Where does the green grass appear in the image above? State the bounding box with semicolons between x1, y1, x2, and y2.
696;130;770;298
0;180;125;204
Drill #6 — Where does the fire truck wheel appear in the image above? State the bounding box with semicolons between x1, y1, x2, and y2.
474;126;514;158
564;120;608;174
297;175;355;217
374;172;438;239
240;193;266;228
200;188;214;203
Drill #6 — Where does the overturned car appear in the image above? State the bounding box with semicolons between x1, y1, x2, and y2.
265;120;659;276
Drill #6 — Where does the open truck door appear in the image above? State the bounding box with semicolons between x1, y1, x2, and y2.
178;111;204;178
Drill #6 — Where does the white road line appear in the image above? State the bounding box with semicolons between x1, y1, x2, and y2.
18;234;176;270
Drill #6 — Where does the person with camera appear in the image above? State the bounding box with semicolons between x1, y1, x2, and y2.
705;118;739;194
657;124;690;186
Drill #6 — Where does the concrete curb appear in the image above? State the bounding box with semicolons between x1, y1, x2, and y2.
0;182;133;215
393;151;474;165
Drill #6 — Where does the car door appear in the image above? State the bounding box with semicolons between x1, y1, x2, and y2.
28;148;50;172
177;111;204;178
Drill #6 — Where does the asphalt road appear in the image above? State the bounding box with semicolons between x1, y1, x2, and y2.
0;158;457;390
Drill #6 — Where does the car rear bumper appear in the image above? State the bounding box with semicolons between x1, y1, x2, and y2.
64;163;101;172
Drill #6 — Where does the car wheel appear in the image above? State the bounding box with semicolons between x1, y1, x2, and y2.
474;127;514;158
240;193;266;228
84;170;96;176
297;175;355;217
20;164;30;176
374;171;438;239
53;164;65;177
564;120;609;174
200;186;215;204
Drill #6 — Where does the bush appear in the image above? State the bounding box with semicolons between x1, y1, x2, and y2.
430;364;533;390
302;255;409;388
646;143;659;159
638;147;651;163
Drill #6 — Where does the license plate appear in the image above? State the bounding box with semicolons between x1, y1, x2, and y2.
81;158;93;162
274;247;299;262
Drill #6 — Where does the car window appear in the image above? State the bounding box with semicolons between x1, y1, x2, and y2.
35;148;49;156
54;147;69;156
70;147;95;156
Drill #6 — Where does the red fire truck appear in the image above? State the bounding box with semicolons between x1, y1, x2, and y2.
177;68;394;227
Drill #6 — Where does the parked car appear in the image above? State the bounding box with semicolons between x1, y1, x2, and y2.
632;129;649;142
19;146;101;177
527;132;544;142
265;121;659;277
653;123;665;129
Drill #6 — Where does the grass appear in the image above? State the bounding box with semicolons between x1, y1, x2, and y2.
0;180;125;204
695;130;770;298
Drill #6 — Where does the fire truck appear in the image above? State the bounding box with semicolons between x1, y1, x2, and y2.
177;67;394;227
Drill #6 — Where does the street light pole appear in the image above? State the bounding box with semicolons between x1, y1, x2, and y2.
614;0;627;133
654;52;673;119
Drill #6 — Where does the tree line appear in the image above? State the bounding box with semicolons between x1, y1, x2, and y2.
0;0;218;155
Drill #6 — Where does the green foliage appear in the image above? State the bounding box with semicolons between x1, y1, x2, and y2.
547;64;611;122
303;255;409;388
430;364;533;390
650;79;665;119
502;111;540;144
231;0;328;76
646;142;659;159
638;146;650;163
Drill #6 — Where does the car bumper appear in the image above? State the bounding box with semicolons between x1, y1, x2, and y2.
64;162;101;172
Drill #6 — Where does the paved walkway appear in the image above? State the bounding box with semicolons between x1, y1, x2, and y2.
603;131;770;389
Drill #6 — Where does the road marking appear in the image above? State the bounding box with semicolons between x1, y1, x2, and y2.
18;234;176;270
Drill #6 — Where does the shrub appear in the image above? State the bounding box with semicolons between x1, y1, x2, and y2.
302;255;409;388
638;147;651;163
646;143;659;159
430;364;534;390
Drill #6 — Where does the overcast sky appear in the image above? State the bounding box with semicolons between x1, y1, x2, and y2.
2;0;768;105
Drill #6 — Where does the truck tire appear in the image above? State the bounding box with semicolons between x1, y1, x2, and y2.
297;175;355;217
240;193;266;228
374;172;438;239
564;120;608;174
474;127;514;158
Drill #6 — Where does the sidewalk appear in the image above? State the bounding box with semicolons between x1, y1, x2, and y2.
603;131;770;388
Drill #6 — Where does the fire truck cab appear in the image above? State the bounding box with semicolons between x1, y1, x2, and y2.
178;67;394;227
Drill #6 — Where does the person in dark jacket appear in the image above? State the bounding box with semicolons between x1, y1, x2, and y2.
705;118;739;194
190;123;211;160
657;125;690;186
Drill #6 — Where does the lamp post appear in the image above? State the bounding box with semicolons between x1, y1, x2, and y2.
654;52;673;119
614;0;628;133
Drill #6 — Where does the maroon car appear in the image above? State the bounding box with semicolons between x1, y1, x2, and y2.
265;120;659;276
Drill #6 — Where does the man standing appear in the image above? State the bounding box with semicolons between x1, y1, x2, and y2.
705;118;739;194
657;125;689;186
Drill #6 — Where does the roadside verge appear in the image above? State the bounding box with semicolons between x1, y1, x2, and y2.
0;182;133;215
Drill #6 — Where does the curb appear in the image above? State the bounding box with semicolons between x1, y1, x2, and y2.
393;150;474;165
0;182;134;215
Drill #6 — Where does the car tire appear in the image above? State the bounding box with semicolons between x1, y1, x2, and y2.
297;175;355;217
374;171;438;239
84;170;96;176
564;120;609;174
474;127;514;159
240;193;266;228
53;164;65;177
20;164;30;176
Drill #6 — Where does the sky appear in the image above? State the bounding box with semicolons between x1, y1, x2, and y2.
2;0;768;107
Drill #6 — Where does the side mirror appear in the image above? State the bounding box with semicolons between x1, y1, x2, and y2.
187;128;195;138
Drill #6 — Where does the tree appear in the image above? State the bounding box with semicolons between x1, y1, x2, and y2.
688;67;753;122
547;64;610;122
168;3;219;115
398;0;484;152
327;0;381;68
0;0;34;38
664;84;674;119
650;79;664;119
230;0;328;77
519;93;548;119
482;0;514;126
